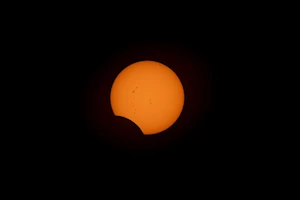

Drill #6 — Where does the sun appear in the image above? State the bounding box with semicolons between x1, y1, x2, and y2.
110;60;184;135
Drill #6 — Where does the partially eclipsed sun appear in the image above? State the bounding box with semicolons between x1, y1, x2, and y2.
110;60;184;135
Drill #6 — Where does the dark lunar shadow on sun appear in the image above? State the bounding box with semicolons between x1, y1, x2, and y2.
107;116;146;153
105;116;171;155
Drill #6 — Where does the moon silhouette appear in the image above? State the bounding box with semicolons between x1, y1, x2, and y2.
107;116;145;152
110;60;185;135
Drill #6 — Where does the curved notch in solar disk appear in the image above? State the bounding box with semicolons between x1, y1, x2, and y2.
110;60;184;135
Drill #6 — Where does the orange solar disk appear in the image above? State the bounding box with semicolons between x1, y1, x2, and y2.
110;60;184;135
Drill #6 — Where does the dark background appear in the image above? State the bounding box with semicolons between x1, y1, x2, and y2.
4;3;283;193
32;8;266;177
55;33;246;158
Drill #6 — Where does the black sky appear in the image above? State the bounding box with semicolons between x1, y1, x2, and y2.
35;11;265;176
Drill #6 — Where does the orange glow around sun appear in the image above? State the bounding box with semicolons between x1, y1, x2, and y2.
110;60;184;135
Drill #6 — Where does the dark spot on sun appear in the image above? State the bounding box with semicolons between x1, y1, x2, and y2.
132;87;138;93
